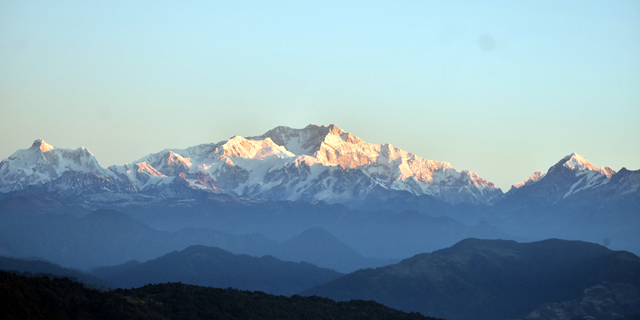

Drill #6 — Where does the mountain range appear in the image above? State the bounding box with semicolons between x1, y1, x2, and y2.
0;124;638;320
1;124;636;210
0;124;638;260
0;205;395;272
2;239;639;320
0;124;505;205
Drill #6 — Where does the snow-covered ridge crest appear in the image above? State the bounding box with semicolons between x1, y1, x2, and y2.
103;124;503;204
0;127;504;205
247;124;501;203
512;171;545;189
508;152;622;201
0;139;111;192
218;136;295;160
257;124;489;186
556;153;617;199
561;152;616;177
136;162;165;177
32;138;54;152
166;151;191;167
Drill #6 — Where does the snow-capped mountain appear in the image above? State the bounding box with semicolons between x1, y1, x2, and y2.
506;153;622;203
104;124;502;205
0;139;115;193
2;127;635;209
511;171;545;189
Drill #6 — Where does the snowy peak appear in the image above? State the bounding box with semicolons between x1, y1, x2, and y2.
512;171;545;189
219;136;295;160
508;153;622;202
31;139;54;153
133;149;193;177
248;124;500;204
562;153;598;171
326;124;363;145
555;153;616;177
327;123;344;135
253;124;337;156
0;139;111;192
250;124;363;158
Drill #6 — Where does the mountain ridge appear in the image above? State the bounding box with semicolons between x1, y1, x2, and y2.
0;125;636;211
302;238;640;320
0;125;505;205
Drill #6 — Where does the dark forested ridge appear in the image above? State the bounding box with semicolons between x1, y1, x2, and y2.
303;238;640;320
0;271;441;320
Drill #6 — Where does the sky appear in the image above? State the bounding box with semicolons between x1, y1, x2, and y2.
1;1;639;190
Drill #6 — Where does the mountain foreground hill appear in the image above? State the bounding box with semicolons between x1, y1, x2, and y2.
0;271;438;320
303;238;640;320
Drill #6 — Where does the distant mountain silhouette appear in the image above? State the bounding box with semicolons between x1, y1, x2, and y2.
95;245;343;296
0;256;106;288
277;227;397;273
303;238;640;320
0;198;507;270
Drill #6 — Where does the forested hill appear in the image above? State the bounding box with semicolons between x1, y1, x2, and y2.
0;271;441;320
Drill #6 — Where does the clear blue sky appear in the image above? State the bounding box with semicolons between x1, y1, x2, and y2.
1;1;639;190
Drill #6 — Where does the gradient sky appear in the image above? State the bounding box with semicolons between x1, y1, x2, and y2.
1;1;639;190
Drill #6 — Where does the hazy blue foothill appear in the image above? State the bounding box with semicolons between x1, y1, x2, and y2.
2;239;639;320
0;204;398;272
91;245;343;296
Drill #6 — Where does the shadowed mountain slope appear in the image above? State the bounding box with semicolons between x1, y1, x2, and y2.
95;245;343;296
303;238;640;320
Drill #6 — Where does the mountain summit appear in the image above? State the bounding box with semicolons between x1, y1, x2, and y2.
554;152;616;177
507;153;621;202
31;139;54;153
0;139;112;193
511;170;545;189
